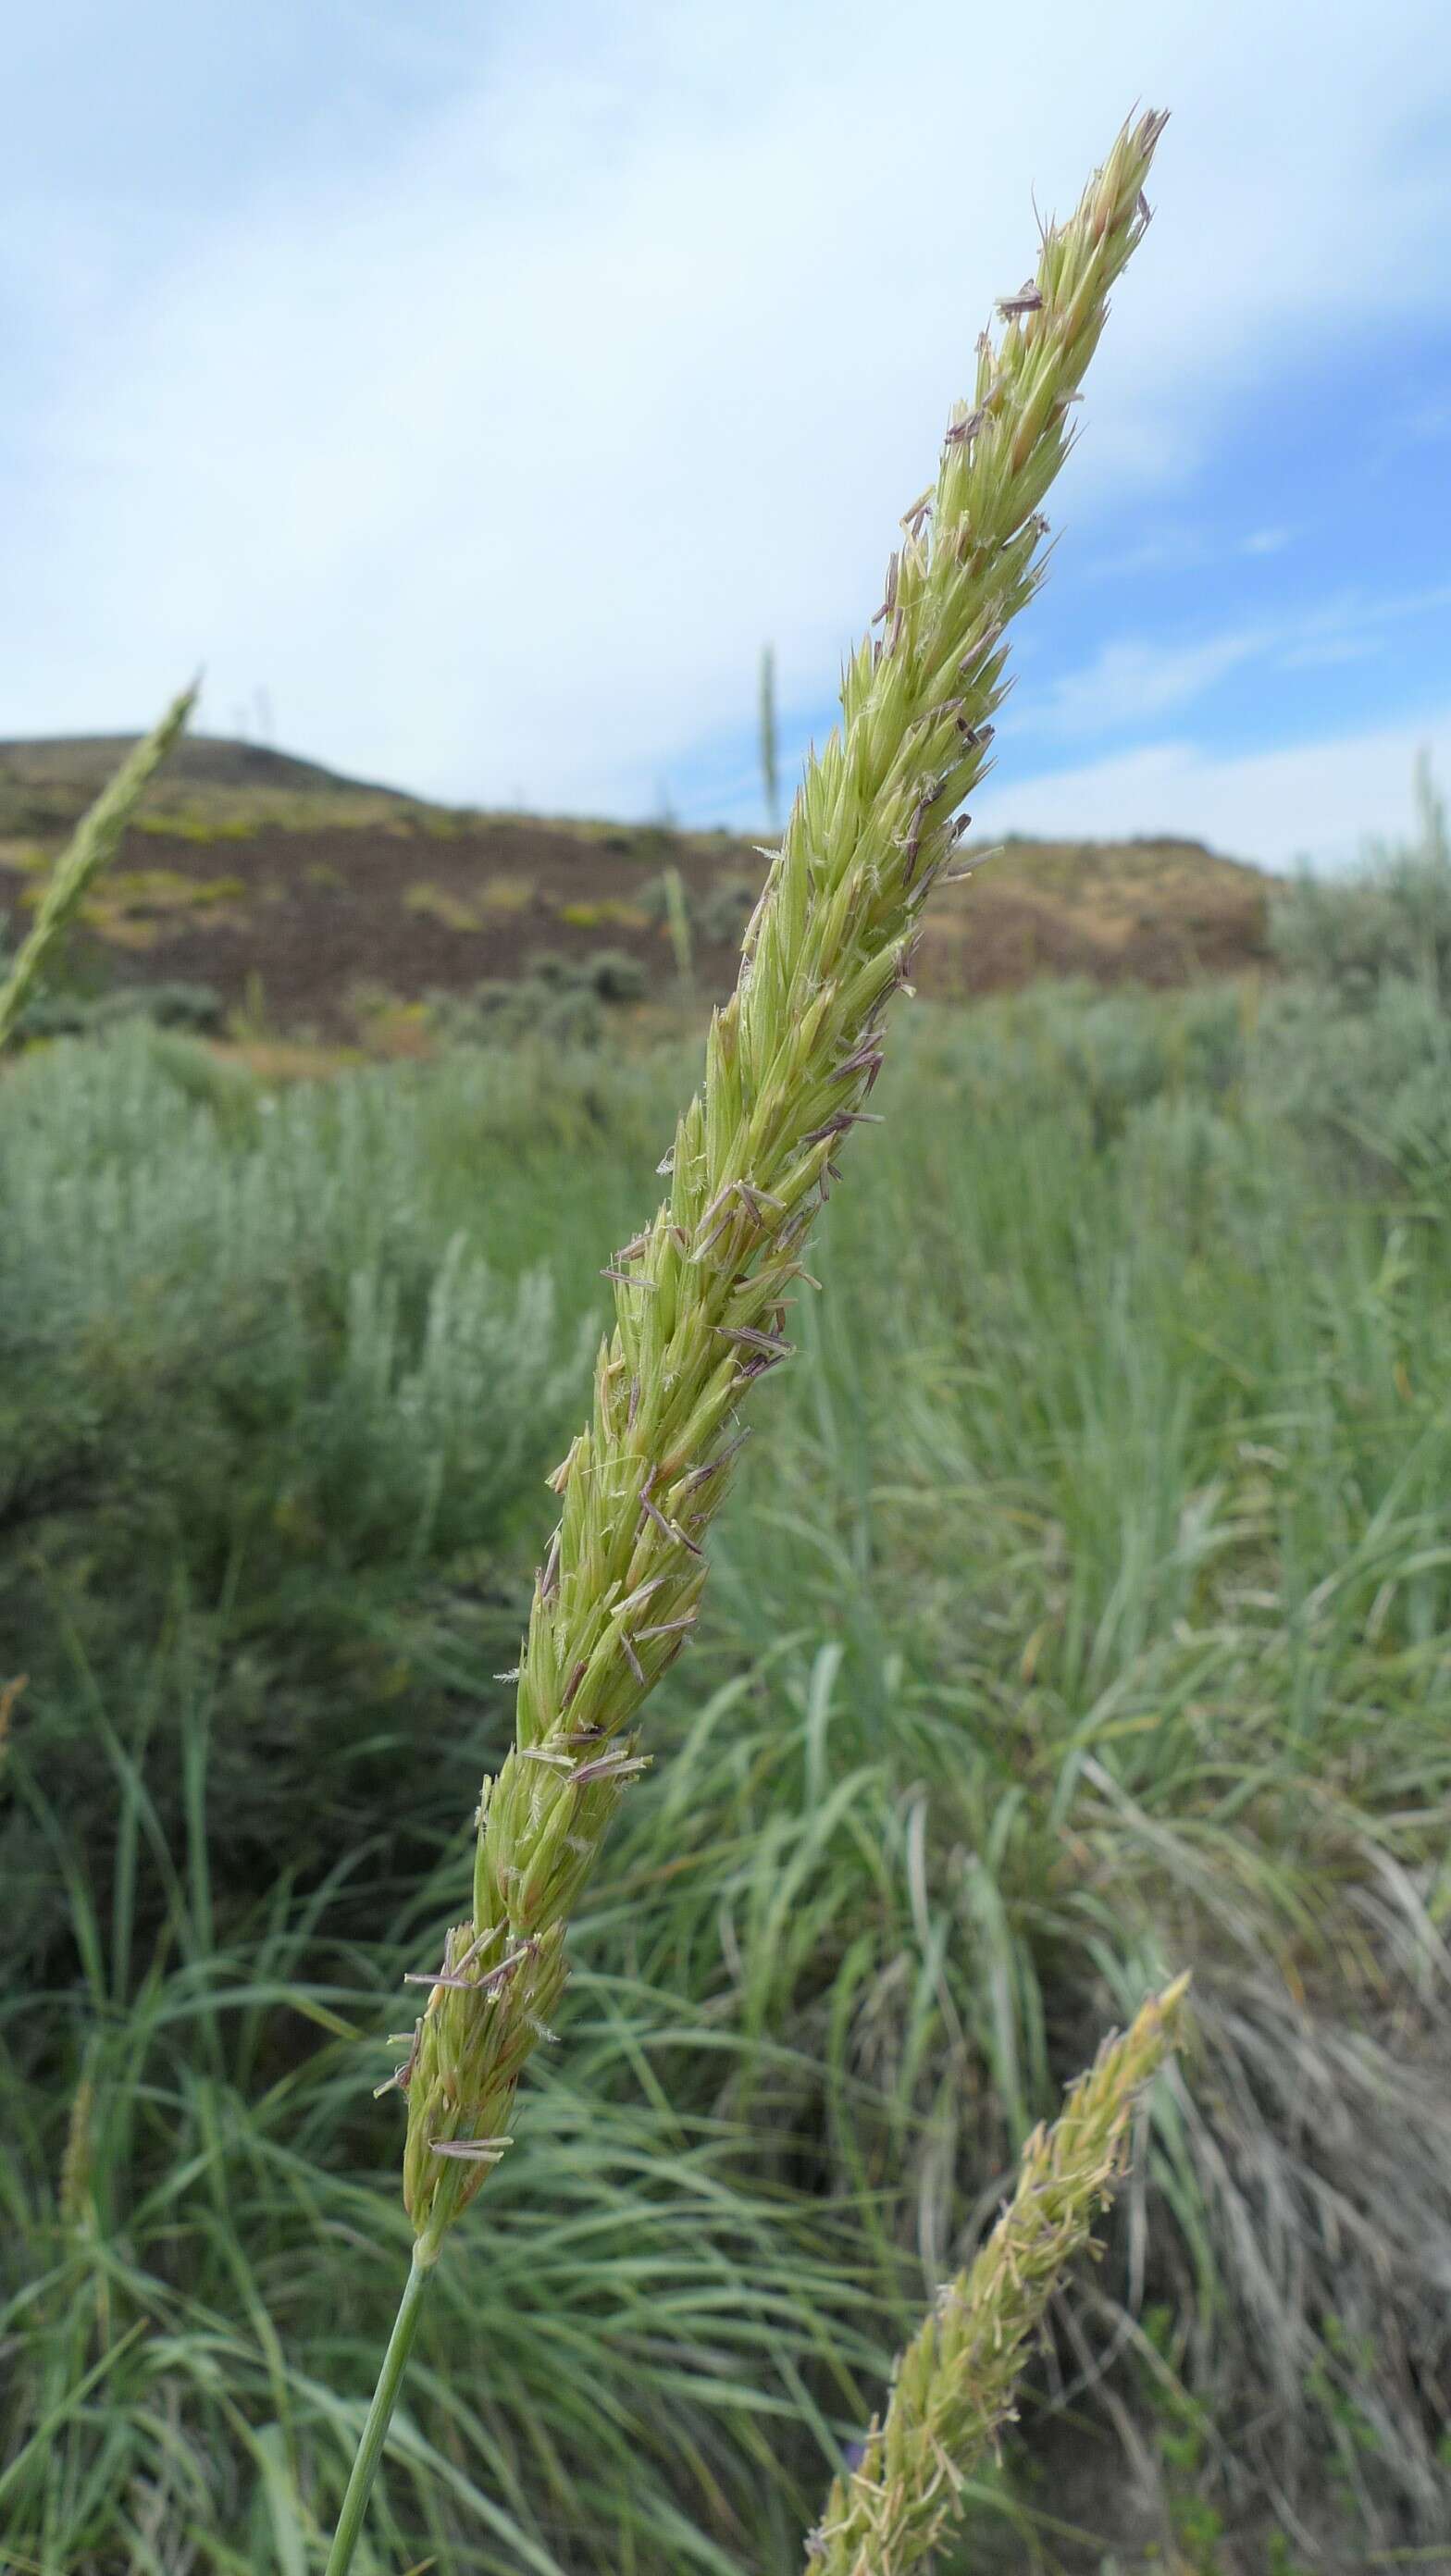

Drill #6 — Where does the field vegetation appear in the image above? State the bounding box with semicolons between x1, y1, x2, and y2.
4;99;1447;2565
4;774;1450;2570
0;722;1270;1055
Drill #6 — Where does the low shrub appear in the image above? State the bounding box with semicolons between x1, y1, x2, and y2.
12;977;226;1039
1270;753;1451;1009
429;947;649;1049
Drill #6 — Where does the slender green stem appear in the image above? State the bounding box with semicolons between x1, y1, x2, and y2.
324;2241;438;2576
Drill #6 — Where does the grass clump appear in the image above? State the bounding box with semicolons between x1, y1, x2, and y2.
556;895;651;930
2;1696;898;2576
402;879;492;931
5;972;1451;2565
130;806;258;839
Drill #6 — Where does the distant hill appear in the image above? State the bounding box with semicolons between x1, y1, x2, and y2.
0;731;1271;1044
0;731;415;839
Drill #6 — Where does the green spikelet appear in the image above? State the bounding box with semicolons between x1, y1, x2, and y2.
0;682;197;1049
804;1978;1190;2576
399;109;1170;2255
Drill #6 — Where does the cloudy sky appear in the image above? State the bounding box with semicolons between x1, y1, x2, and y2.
5;0;1449;867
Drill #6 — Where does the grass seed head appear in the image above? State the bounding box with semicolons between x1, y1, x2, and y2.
803;1977;1189;2576
0;683;197;1050
402;107;1169;2249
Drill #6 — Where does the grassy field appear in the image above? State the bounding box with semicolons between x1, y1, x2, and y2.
3;825;1451;2570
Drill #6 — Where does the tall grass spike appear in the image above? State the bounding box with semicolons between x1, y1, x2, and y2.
804;1978;1189;2575
0;682;198;1049
400;108;1170;2253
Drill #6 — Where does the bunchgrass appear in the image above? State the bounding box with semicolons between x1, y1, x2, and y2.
5;980;1451;2564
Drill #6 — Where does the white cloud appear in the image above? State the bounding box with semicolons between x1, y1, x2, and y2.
974;708;1451;873
1028;587;1451;736
1082;524;1296;583
1278;635;1379;671
3;0;1450;816
1036;631;1266;733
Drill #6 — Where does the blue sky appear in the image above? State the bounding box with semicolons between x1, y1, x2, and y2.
5;0;1450;868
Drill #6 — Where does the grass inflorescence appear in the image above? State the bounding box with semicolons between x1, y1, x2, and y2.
807;1980;1189;2575
293;106;1173;2572
0;685;196;1048
400;106;1169;2266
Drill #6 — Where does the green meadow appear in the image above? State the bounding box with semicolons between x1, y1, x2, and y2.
4;790;1450;2569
